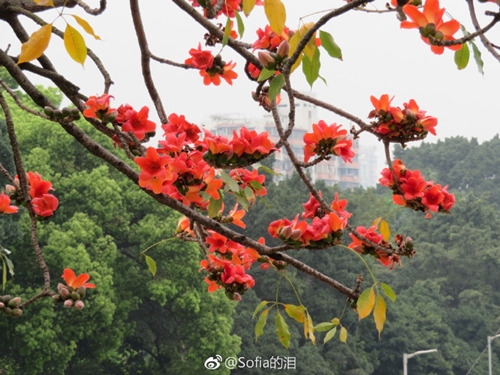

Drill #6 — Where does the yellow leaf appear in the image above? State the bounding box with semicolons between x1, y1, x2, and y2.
357;287;375;320
264;0;286;35
304;311;316;345
288;31;303;72
72;15;101;40
34;0;54;6
374;295;387;336
298;22;316;60
380;219;391;242
242;0;257;16
18;24;53;64
339;326;348;343
284;304;306;323
64;24;87;65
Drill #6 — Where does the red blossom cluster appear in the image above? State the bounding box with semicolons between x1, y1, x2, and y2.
1;172;59;217
368;94;437;143
348;226;402;269
134;113;272;210
52;268;96;310
380;159;455;216
203;126;276;167
189;0;262;19
303;120;355;163
399;0;461;55
268;193;350;248
83;95;156;142
185;44;238;86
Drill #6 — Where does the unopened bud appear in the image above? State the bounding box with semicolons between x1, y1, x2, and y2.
8;297;21;308
0;302;4;309
74;300;85;310
71;291;81;301
276;40;289;58
257;50;276;70
60;287;71;300
57;283;66;294
232;293;242;302
77;286;86;299
279;226;292;239
63;299;74;308
10;308;22;317
289;229;303;241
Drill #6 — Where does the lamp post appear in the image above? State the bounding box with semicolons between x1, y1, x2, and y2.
403;349;438;375
488;334;500;375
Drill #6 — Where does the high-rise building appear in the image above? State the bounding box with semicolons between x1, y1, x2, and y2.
206;94;378;188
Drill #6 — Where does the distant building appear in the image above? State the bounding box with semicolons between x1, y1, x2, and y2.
206;95;378;188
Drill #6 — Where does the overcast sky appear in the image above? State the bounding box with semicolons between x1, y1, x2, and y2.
2;1;500;159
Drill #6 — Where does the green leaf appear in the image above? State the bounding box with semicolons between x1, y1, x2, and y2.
18;24;53;64
357;287;375;319
71;15;101;40
339;326;348;343
324;327;337;344
220;170;241;192
264;0;286;35
380;282;397;302
235;11;245;37
64;24;87;65
319;30;342;60
269;73;285;101
373;295;387;336
257;67;276;82
222;17;232;46
144;255;157;277
470;41;484;75
255;307;270;340
302;47;320;87
284;303;306;323
252;300;269;318
314;322;335;332
454;42;470;70
380;219;390;242
275;311;291;348
207;197;223;218
1;258;7;292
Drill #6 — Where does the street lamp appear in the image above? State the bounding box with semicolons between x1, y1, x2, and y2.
403;349;438;375
488;334;500;375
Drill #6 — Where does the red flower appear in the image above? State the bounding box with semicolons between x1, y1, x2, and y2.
162;113;201;143
62;268;96;289
31;194;59;217
0;192;18;214
253;25;290;51
400;0;461;54
119;106;156;141
303;120;354;162
185;43;214;70
135;147;173;194
83;94;115;120
200;60;238;86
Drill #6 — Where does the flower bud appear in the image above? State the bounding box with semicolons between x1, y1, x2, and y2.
60;287;71;300
8;297;21;308
64;299;74;308
279;225;292;239
289;229;303;241
74;300;85;310
77;286;86;299
0;302;4;309
276;40;289;58
57;283;66;294
52;294;62;303
232;293;242;302
10;308;22;317
257;50;276;70
71;291;81;301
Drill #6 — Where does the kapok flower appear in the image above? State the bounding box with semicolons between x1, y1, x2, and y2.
303;120;354;163
400;0;461;54
185;43;214;70
117;106;157;141
135;147;173;194
62;268;96;289
253;25;291;51
0;192;18;214
83;94;115;120
200;59;238;86
31;194;59;217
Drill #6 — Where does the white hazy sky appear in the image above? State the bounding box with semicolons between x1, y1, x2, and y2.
2;1;500;159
